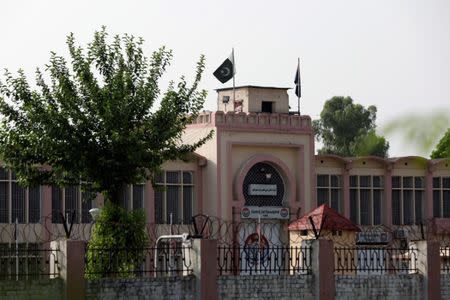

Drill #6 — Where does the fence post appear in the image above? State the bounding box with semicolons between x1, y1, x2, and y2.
51;239;86;300
309;239;335;300
192;238;218;300
415;240;441;300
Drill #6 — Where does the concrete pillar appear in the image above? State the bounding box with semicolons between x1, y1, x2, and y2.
309;239;335;300
192;239;218;300
343;169;350;219
50;239;86;300
415;240;441;300
384;168;393;226
145;180;155;223
42;185;53;243
425;169;434;220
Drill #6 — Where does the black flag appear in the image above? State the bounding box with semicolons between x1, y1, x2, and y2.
294;61;301;97
213;52;234;84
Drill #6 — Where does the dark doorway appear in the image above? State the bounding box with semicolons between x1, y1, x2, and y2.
261;101;273;113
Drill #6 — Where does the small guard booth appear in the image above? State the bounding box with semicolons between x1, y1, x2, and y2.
288;204;360;274
288;204;360;247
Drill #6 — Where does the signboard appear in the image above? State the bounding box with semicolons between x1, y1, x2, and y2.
241;206;289;220
356;232;389;245
248;184;277;196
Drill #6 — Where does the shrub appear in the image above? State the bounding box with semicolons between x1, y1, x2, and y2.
85;202;148;279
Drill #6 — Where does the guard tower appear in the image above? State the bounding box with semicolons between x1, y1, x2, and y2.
185;84;314;247
216;85;290;114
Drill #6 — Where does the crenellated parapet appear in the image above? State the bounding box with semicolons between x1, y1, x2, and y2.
189;111;312;131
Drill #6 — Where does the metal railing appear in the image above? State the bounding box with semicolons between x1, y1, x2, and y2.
84;245;193;278
217;245;312;275
441;246;450;274
0;244;60;280
334;246;418;275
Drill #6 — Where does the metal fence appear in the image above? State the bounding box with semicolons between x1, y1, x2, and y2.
442;246;450;274
334;246;418;275
84;244;193;278
217;245;312;276
0;244;60;280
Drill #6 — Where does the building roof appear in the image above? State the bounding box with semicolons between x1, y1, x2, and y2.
215;85;291;92
288;204;360;232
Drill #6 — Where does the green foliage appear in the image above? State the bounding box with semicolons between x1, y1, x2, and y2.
431;128;450;159
350;130;390;158
383;111;450;156
0;27;212;204
85;202;148;279
313;96;389;157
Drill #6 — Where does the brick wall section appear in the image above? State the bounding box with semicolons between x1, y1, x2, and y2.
0;274;437;299
0;278;63;300
85;276;196;300
217;275;314;300
442;274;450;299
335;274;424;300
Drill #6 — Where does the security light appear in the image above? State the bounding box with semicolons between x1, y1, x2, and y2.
89;208;101;221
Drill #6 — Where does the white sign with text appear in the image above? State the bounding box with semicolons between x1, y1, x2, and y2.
240;206;289;220
248;184;277;196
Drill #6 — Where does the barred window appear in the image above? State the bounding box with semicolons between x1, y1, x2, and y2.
154;171;194;224
350;175;383;225
52;185;95;224
120;184;145;211
0;167;41;224
392;176;424;225
316;174;342;212
433;176;450;218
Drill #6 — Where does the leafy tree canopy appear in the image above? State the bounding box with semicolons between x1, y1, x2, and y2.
313;96;389;157
0;28;212;204
431;128;450;159
383;111;450;156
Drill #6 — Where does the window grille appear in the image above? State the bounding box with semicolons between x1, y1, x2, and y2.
0;167;41;224
52;185;94;224
28;186;41;223
132;185;144;211
433;176;450;218
154;171;194;224
119;184;145;211
65;186;79;222
316;174;342;212
350;175;383;225
11;181;25;223
392;176;424;225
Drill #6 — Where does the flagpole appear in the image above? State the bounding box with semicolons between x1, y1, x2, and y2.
297;57;300;115
232;48;236;103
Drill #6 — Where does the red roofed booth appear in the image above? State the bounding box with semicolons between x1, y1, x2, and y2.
288;204;360;247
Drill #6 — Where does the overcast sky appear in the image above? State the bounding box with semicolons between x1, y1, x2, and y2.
1;0;449;157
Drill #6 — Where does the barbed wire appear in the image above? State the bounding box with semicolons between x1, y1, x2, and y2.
1;213;449;247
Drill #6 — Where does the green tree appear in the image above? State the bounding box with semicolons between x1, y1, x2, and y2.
0;27;212;205
313;96;389;157
431;128;450;159
382;111;450;156
0;28;213;277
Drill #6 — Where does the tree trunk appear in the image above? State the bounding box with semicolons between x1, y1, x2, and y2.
104;184;125;207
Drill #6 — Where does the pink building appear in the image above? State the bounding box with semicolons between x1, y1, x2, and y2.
0;85;449;246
